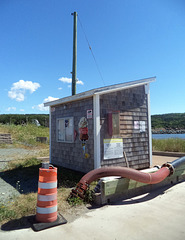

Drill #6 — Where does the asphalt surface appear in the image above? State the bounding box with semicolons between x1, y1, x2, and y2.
0;154;185;240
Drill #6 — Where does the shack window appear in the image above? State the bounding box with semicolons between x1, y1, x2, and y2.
57;117;74;143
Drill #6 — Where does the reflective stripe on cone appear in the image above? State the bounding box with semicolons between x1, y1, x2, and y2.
37;193;57;207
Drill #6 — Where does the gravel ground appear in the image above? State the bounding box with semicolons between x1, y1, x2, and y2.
0;178;20;205
0;147;41;205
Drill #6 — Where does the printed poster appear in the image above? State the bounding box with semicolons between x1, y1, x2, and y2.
140;121;146;132
104;138;123;160
134;121;139;130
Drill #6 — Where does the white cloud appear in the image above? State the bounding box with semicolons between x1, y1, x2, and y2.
8;80;40;102
20;109;24;112
58;77;84;85
43;96;59;103
32;96;59;112
76;79;84;85
59;77;72;84
6;107;16;111
58;87;62;90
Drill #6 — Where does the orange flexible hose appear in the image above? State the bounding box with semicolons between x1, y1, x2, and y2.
79;166;170;186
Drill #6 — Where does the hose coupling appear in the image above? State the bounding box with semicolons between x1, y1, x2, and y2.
161;162;174;176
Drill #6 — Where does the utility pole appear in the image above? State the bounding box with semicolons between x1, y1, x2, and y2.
71;12;77;95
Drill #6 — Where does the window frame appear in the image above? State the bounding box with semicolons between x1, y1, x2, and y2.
56;117;74;143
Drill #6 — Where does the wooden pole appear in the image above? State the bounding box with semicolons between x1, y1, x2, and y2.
71;12;77;95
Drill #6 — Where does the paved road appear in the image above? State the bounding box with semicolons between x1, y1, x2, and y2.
1;180;185;240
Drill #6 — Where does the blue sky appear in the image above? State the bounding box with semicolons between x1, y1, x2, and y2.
1;0;185;115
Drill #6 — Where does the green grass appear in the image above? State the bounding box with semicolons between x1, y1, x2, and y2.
7;158;41;170
152;138;185;152
0;123;49;147
0;193;37;223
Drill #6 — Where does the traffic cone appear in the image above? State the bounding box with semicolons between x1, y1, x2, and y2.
32;164;67;231
36;165;58;223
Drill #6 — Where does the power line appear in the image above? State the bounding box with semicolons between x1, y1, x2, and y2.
77;14;105;86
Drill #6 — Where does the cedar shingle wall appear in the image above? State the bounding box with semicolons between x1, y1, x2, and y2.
100;85;150;170
50;97;94;173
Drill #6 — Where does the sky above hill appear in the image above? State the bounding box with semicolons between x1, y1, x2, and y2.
1;0;185;115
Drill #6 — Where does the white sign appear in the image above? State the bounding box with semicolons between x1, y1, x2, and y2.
134;121;139;130
104;139;123;160
87;109;93;119
140;121;146;132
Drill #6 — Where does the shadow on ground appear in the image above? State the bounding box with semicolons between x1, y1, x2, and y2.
111;183;175;205
0;164;40;194
89;181;185;210
0;164;84;195
1;215;35;231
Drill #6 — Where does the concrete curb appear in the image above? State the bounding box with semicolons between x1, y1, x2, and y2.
152;151;185;157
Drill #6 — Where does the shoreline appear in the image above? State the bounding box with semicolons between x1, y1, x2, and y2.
152;129;185;134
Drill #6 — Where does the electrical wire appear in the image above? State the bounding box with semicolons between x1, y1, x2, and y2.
77;14;105;86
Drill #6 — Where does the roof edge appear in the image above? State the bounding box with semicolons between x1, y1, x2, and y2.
44;77;156;107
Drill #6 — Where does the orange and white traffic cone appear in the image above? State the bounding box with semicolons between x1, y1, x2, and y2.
32;163;67;231
36;165;58;223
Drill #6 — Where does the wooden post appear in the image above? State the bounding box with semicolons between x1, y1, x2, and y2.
71;12;77;95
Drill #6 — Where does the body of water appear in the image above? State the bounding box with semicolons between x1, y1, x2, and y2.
152;133;185;139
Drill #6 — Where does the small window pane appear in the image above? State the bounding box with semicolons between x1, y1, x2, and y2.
57;117;74;142
58;119;65;141
65;119;73;142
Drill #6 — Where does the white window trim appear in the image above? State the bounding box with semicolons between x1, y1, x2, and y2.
56;117;74;143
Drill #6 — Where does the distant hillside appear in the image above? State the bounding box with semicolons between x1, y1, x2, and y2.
0;114;49;127
1;113;185;131
151;113;185;130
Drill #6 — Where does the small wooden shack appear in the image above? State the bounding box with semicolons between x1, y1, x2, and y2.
45;77;155;173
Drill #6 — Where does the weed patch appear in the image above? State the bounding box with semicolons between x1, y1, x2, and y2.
152;138;185;152
67;196;84;206
0;205;17;222
0;193;37;224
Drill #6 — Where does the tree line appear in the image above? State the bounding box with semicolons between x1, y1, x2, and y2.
151;113;185;129
0;114;49;127
1;113;185;129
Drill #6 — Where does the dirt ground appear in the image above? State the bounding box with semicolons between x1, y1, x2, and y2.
152;155;178;167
